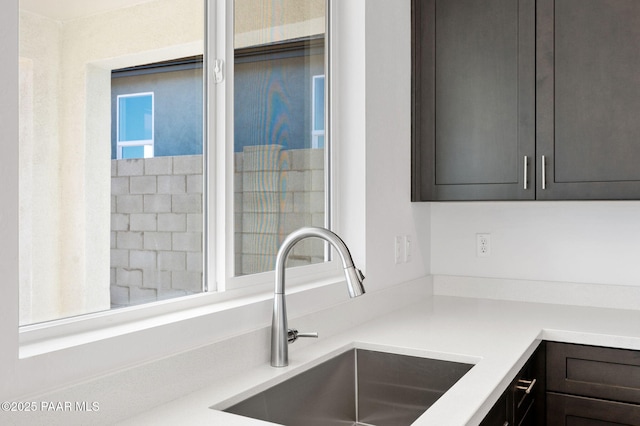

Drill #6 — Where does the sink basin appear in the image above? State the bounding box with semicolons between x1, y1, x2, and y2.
220;348;474;426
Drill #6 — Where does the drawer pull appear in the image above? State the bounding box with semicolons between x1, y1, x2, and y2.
516;378;537;394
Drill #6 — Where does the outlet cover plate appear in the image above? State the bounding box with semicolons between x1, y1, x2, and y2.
476;233;491;257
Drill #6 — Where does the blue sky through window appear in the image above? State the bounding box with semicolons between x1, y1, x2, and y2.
122;145;146;159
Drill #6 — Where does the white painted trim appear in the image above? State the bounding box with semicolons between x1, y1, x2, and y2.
212;0;232;290
19;271;350;358
0;0;20;403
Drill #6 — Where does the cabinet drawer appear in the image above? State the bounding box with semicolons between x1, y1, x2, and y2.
547;392;640;426
547;342;640;404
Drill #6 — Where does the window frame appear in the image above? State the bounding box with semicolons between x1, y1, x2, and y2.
18;0;339;337
115;92;155;159
211;0;337;292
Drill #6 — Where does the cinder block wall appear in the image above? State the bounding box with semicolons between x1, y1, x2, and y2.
110;156;203;308
111;147;325;307
235;145;325;275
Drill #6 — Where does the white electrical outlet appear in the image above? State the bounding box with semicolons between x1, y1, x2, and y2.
395;235;404;264
404;235;412;263
476;233;491;257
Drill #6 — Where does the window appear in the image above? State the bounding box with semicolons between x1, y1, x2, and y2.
116;93;154;159
109;57;205;309
111;56;204;160
233;32;328;278
17;0;330;324
18;0;207;322
6;0;369;405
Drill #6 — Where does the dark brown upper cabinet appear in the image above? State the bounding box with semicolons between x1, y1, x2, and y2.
537;0;640;200
412;0;640;201
412;0;535;201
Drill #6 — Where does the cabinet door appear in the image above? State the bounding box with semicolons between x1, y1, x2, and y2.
479;392;508;426
537;0;640;199
547;393;640;425
412;0;535;201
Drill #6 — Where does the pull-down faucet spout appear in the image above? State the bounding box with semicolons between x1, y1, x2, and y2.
271;227;365;367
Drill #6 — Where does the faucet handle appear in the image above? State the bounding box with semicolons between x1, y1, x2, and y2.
287;329;319;344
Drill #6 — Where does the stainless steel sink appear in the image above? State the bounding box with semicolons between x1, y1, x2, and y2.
219;348;474;426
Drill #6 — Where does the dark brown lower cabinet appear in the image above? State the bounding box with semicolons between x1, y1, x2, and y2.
547;392;640;426
481;392;508;425
546;342;640;425
481;342;640;425
480;342;545;426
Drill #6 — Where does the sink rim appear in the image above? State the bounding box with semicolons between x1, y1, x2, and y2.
211;341;480;413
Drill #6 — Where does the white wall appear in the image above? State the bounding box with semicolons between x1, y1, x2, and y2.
431;202;640;287
363;0;430;290
333;0;430;292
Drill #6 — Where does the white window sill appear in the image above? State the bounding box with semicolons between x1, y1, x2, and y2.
19;263;348;359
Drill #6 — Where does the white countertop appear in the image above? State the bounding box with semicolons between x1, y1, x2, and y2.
116;295;640;426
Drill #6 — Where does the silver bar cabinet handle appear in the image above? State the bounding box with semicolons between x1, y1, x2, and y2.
541;155;547;190
516;378;537;394
523;156;528;190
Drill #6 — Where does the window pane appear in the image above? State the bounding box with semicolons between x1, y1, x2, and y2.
18;0;205;325
313;76;325;131
118;94;153;142
110;62;204;307
234;0;327;276
122;145;146;159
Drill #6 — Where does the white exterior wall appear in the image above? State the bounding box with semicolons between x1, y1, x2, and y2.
18;12;62;324
234;0;325;47
60;0;205;321
18;0;204;323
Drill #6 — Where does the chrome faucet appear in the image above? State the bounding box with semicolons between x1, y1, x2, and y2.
271;227;365;367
